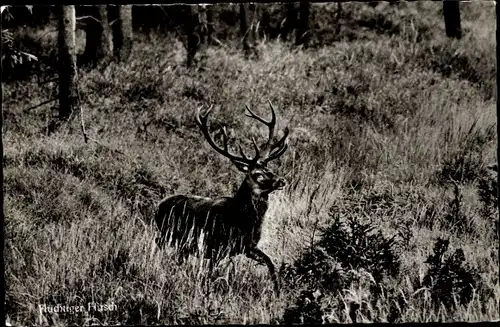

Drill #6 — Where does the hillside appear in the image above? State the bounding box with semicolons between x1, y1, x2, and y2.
2;2;498;324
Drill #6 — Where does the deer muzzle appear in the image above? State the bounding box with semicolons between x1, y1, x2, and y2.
274;177;286;190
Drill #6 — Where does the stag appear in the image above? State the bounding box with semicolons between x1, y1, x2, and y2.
154;101;289;294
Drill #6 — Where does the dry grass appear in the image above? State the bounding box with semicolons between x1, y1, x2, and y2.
3;2;498;325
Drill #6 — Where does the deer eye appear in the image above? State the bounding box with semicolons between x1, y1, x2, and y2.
253;172;265;183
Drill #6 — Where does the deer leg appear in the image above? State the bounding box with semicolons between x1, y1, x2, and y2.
175;242;190;265
155;236;166;249
176;248;190;265
201;257;222;295
246;247;280;295
207;258;216;277
219;256;236;287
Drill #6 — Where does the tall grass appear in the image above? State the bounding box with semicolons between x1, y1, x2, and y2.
3;2;498;324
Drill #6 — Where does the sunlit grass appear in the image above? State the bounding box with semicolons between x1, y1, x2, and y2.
3;2;498;324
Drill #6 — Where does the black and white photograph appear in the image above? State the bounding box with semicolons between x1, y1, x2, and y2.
1;1;498;325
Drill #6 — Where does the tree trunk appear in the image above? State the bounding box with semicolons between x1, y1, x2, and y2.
240;3;251;56
99;6;113;57
281;3;298;42
443;0;462;39
58;5;78;121
82;6;100;64
82;5;112;65
248;4;257;45
206;5;215;45
198;4;208;46
296;1;310;47
186;5;199;67
259;6;271;41
112;5;133;61
1;76;3;254
334;2;342;36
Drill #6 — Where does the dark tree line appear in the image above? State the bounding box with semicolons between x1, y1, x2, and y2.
56;2;463;124
81;5;133;66
185;2;312;64
82;5;112;65
58;5;133;122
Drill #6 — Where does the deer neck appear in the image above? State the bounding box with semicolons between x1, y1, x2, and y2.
233;177;269;221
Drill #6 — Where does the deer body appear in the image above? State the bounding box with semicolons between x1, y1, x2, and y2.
155;183;268;262
155;102;289;293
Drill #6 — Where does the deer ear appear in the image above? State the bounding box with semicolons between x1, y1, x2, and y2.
234;162;249;172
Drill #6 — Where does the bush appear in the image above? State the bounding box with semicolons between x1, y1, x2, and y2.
282;212;400;291
477;166;498;239
281;211;401;323
282;290;324;324
318;213;400;283
442;182;470;235
422;238;480;309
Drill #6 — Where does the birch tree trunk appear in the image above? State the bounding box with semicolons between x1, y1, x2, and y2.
112;5;133;61
58;5;78;121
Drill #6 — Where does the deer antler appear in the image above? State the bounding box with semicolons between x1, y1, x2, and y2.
261;126;289;165
245;100;276;151
196;105;260;166
244;100;289;165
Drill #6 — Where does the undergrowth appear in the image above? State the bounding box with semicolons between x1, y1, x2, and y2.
2;1;498;325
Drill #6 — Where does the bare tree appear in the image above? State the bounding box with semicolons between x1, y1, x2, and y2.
58;5;78;121
443;0;462;39
82;5;112;65
155;102;290;294
296;1;310;47
259;6;271;40
185;4;212;67
111;5;133;61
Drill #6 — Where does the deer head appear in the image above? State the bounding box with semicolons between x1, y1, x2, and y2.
196;101;289;196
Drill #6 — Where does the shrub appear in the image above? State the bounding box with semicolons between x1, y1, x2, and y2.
318;212;400;283
422;238;480;309
442;182;470;235
281;211;401;323
477;166;498;239
282;212;400;292
438;150;485;185
282;289;324;324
